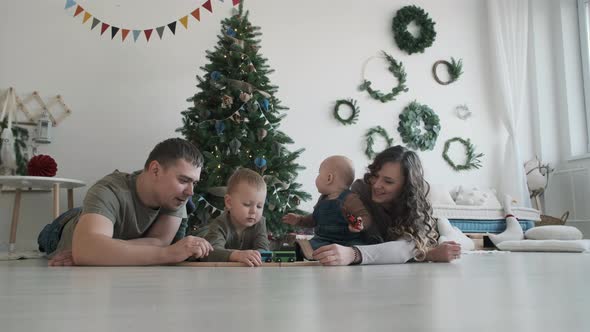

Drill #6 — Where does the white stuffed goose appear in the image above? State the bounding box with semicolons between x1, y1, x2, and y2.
0;88;18;175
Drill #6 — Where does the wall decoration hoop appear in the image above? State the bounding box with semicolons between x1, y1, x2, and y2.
333;99;360;125
364;126;393;159
397;101;440;151
442;137;484;171
432;57;463;85
392;5;436;55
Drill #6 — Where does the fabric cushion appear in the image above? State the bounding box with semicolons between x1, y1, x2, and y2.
453;186;501;208
525;225;583;241
496;239;590;252
428;185;456;205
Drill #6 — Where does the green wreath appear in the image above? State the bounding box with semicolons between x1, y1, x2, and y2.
392;5;436;55
359;51;408;103
333;99;360;125
364;126;393;159
397;101;440;151
433;58;463;85
442;137;484;171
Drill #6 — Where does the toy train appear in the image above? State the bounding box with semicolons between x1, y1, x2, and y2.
259;250;298;263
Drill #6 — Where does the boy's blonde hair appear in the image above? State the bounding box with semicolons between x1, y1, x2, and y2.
226;168;267;194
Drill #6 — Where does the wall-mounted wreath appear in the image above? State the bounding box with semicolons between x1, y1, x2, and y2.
442;137;484;171
333;99;360;125
392;5;437;55
433;57;463;85
359;51;408;103
364;126;393;159
397;101;440;151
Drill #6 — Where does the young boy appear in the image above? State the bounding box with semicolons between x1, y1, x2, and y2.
282;155;371;257
204;168;270;266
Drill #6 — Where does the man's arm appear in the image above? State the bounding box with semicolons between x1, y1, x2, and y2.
71;213;211;266
128;214;182;247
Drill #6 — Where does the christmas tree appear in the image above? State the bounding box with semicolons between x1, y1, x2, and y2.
178;2;311;238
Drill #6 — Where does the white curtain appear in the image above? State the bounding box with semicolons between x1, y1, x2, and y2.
487;0;531;207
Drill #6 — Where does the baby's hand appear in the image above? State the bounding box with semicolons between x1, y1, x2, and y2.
230;250;262;267
347;214;363;233
282;213;301;225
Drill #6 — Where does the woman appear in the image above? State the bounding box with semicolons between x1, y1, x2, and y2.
313;145;461;265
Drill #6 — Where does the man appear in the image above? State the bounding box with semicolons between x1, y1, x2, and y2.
38;138;213;266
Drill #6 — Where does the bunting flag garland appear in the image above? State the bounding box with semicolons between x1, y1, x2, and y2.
63;0;241;43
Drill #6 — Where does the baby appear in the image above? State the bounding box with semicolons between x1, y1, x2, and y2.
204;168;270;266
283;155;371;254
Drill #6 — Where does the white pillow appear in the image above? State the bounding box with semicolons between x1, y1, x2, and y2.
525;226;583;241
496;239;590;252
428;185;456;205
453;186;501;208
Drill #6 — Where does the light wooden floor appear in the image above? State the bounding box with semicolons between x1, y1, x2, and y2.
1;252;589;332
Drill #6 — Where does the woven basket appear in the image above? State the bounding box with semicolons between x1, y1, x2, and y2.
537;211;569;226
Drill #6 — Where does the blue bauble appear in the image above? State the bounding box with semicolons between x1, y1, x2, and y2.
215;120;225;135
254;157;267;168
226;28;236;37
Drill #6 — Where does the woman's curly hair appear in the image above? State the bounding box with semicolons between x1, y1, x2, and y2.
362;145;438;261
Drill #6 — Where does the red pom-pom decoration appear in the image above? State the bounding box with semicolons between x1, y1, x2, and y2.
27;154;58;177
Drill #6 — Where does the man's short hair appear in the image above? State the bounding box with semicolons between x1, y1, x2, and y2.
144;138;204;170
226;168;267;194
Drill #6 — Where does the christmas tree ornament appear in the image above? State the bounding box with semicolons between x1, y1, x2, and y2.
247;63;257;73
226;27;236;37
199;109;211;119
215;120;225;135
210;71;222;81
27;154;58;177
257;128;267;141
268;203;276;211
239;91;252;102
254;157;267;169
221;95;234;109
247;100;260;113
261;98;270;111
229;138;241;154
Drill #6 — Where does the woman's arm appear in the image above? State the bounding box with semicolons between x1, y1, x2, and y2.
312;240;415;266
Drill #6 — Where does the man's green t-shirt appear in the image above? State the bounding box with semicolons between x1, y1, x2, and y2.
54;170;185;254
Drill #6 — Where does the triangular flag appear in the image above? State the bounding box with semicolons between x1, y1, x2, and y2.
179;16;189;29
91;18;100;30
100;23;110;35
121;29;130;42
167;22;177;35
191;8;200;21
156;26;165;39
74;5;84;17
233;0;240;5
202;0;213;13
111;27;120;39
65;0;76;10
82;12;91;24
132;30;141;42
144;29;153;42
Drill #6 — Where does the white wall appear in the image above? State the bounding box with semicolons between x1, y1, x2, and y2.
0;0;535;251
